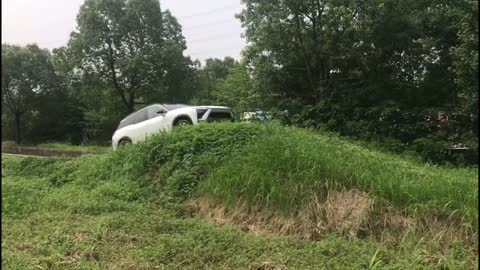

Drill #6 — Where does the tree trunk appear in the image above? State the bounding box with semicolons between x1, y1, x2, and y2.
127;92;135;113
206;71;211;100
14;112;21;145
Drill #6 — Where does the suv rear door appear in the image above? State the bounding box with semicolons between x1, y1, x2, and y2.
141;105;168;136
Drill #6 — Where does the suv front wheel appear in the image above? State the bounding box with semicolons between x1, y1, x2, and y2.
118;138;132;147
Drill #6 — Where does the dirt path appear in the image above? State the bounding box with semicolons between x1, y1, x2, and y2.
2;146;101;158
2;153;49;158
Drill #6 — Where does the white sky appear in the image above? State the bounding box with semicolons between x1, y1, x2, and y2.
1;0;246;63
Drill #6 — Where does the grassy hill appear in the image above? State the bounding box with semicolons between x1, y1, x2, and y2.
2;123;478;269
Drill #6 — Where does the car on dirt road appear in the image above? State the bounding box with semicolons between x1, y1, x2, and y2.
112;104;235;149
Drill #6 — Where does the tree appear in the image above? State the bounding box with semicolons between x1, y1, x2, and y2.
239;0;435;105
192;57;238;104
214;64;258;113
448;0;478;116
1;44;57;144
69;0;194;114
51;46;125;144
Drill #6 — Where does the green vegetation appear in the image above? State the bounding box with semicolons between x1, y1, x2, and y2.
2;124;478;269
238;0;478;165
2;0;477;266
2;0;477;166
1;140;17;148
202;125;478;223
35;143;110;153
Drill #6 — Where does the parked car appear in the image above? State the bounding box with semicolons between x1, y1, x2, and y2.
240;111;271;123
112;104;235;149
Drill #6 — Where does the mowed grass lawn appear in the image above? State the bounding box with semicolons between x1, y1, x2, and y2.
2;123;478;269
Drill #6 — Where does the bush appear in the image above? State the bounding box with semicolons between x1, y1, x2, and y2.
272;100;478;166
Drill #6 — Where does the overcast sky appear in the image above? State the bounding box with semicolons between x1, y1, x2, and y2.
1;0;246;63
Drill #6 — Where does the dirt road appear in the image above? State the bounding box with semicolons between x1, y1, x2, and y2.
2;146;100;158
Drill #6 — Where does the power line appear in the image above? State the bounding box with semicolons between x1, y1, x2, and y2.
188;53;241;61
188;33;243;43
176;4;239;20
40;39;68;45
188;40;245;51
6;39;66;46
26;13;243;47
187;46;243;57
187;28;242;39
7;2;245;48
27;33;245;48
182;18;239;31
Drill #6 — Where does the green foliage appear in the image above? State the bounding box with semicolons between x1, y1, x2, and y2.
1;140;16;147
4;200;475;269
2;124;478;268
1;44;61;144
213;65;259;113
69;0;195;114
191;57;238;105
448;0;479;115
239;0;478;166
192;59;260;116
3;124;477;224
2;156;64;178
35;142;110;152
2;0;477;167
274;100;478;165
103;123;266;202
201;124;478;225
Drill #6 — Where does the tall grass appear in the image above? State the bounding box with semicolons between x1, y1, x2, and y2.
2;123;478;268
3;123;477;225
36;142;111;152
200;124;478;226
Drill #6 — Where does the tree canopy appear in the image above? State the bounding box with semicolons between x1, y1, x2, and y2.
69;0;195;113
1;44;58;143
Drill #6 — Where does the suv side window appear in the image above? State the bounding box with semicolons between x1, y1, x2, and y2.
148;105;165;119
116;108;149;130
207;111;234;123
117;115;135;130
129;109;146;124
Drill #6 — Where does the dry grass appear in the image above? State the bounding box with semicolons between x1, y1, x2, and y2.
186;190;374;239
322;190;372;237
249;260;288;270
186;189;476;254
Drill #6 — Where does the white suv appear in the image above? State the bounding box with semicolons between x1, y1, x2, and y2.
112;104;235;149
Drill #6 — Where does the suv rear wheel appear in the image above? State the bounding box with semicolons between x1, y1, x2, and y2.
173;117;192;127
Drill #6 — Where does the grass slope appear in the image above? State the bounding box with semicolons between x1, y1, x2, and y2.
202;125;478;224
2;123;478;269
